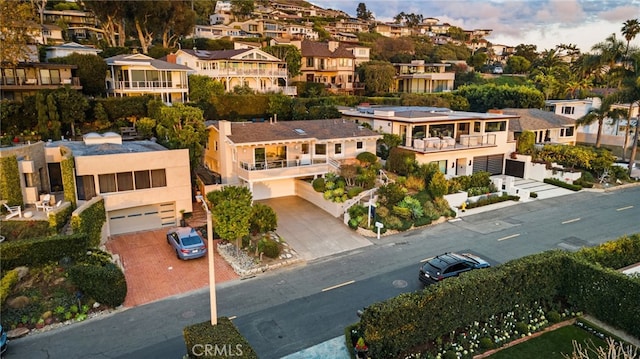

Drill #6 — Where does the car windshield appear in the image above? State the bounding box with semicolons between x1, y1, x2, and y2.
181;235;202;246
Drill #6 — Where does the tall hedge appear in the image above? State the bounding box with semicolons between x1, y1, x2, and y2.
184;318;258;359
358;234;640;358
60;152;77;207
0;233;91;269
71;197;106;247
0;155;23;206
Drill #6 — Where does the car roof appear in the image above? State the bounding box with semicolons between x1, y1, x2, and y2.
170;227;198;238
426;253;464;269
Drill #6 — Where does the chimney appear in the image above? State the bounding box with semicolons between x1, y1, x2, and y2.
166;53;177;64
487;109;503;114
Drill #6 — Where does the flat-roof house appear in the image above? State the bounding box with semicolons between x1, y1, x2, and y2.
203;119;381;200
340;105;517;176
392;60;455;94
46;133;192;236
0;61;82;101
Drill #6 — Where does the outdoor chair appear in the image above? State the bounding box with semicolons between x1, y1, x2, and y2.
3;203;22;219
44;200;62;214
35;194;51;211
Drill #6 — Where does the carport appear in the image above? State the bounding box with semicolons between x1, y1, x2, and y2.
257;196;372;261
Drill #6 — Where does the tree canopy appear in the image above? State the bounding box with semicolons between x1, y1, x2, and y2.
207;186;253;252
0;0;37;65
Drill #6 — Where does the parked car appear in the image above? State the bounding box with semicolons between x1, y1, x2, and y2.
419;252;490;285
167;227;207;260
1;323;7;357
492;66;504;74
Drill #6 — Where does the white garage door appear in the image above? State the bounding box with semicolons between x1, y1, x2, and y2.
109;202;176;235
252;179;296;200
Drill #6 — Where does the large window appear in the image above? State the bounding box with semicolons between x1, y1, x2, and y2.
485;121;506;132
561;126;575;137
334;143;342;155
562;106;575;115
99;174;116;193
429;124;454;138
99;169;166;193
135;170;151;189
315;143;326;155
151;169;167;187
117;172;134;191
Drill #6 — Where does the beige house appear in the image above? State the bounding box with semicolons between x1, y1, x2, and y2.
104;54;191;105
45;133;192;236
171;48;295;95
293;40;361;94
203;119;381;200
0;62;82;102
503;108;577;146
340;105;517;176
392;60;455;94
373;23;411;38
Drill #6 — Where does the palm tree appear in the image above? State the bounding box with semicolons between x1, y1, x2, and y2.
621;19;640;60
618;50;640;171
591;33;626;87
576;95;626;148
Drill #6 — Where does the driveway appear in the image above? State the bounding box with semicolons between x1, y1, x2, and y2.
105;228;238;307
257;196;372;261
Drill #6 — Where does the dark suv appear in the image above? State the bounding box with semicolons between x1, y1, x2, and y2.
419;252;490;285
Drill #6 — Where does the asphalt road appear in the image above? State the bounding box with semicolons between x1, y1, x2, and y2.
7;186;640;359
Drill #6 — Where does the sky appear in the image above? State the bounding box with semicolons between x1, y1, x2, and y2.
310;0;640;53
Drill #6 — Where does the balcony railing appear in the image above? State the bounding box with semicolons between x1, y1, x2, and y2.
407;133;497;153
237;158;330;181
201;69;288;77
112;81;188;90
1;76;80;87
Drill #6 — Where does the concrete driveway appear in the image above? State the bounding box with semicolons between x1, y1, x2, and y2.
257;196;372;261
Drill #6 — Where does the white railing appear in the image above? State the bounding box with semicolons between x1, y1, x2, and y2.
200;69;288;77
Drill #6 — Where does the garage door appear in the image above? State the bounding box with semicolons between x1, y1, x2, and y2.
109;202;176;235
473;154;504;175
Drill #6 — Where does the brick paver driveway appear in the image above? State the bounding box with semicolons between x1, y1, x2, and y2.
105;228;238;307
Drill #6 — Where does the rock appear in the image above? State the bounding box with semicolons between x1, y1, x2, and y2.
6;296;30;309
41;310;53;320
285;253;292;259
93;302;101;309
53;277;66;285
7;327;29;339
14;266;29;280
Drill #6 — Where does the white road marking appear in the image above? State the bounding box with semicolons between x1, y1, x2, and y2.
616;206;634;211
322;280;355;292
497;233;520;241
562;218;581;224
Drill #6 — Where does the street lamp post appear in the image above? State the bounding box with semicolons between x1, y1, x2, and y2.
195;194;217;325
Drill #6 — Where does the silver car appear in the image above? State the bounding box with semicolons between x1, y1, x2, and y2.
167;227;207;260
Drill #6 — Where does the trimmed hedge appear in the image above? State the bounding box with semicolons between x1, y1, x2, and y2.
0;233;91;269
67;262;127;307
0;220;51;241
544;178;582;191
71;197;106;247
357;234;640;358
465;193;520;209
184;318;258;359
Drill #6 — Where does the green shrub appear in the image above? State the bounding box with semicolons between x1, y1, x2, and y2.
515;321;529;334
260;239;280;259
574;233;640;270
0;220;51;241
580;171;595;183
336;177;347;189
383;215;403;230
347;186;364;198
479;337;495;349
530;192;538;198
469;171;491;188
184;318;258;359
543;178;582;191
356;151;377;165
573;178;593;188
517;130;535;154
609;165;630;181
428;171;449;198
67;262;127;307
547;310;562;323
443;350;458;359
413;216;433;227
249;203;277;234
0;269;20;304
392;205;412;219
312;177;326;192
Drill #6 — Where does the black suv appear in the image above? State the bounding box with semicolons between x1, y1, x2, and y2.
419;252;490;285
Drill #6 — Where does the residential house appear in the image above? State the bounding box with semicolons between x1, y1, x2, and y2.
334;32;359;43
490;44;516;63
332;18;370;34
392;60;455;94
502;108;577;145
1;133;191;236
414;17;439;35
0;61;81;101
170;48;295;95
191;24;242;40
293;40;361;94
228;19;285;38
373;23;411;38
340;105;517;176
42;8;104;41
283;24;318;40
45;42;102;61
46;133;192;236
104;53;191;105
545;98;640;147
202;119;381;200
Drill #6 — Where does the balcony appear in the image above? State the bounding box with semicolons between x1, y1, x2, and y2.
111;81;188;91
201;69;288;77
237;158;330;181
406;134;497;153
1;76;81;89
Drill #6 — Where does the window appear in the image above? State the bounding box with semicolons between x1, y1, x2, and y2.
315;143;326;155
135;170;151;189
485;121;506;132
562;106;575;115
356;141;363;150
151;169;167;187
306;57;314;67
117;172;134;191
474;122;481;132
561;126;575;137
301;143;309;154
98;174;116;193
334;143;342;155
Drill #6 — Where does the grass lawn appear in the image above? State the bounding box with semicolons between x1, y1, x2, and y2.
489;324;607;359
